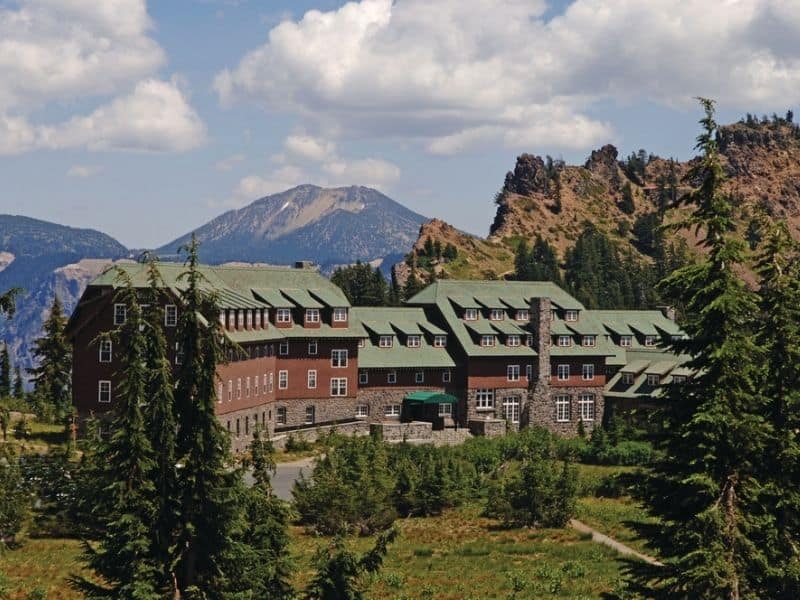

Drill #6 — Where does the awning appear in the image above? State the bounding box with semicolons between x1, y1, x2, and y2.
403;392;459;405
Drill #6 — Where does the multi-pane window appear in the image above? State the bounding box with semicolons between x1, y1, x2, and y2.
228;380;233;402
673;375;687;384
433;335;447;347
254;310;261;328
644;335;656;347
475;389;494;409
246;311;253;328
237;311;245;329
415;371;425;383
620;335;632;347
622;372;634;385
175;342;185;364
359;371;368;385
165;305;178;327
463;308;478;321
516;309;529;321
331;377;347;396
254;376;259;396
579;394;595;421
333;307;348;322
278;370;288;390
114;304;127;325
268;372;274;393
490;309;504;321
245;415;249;436
502;396;520;423
355;404;369;418
438;403;452;417
308;341;318;355
246;377;251;397
442;370;451;383
306;309;320;323
276;407;287;425
276;308;292;324
582;364;595;380
526;335;534;347
227;310;235;330
236;419;241;437
236;378;242;399
379;336;393;348
507;365;520;381
305;406;315;425
279;341;289;355
507;335;520;347
647;374;660;386
555;395;570;422
384;404;401;417
331;349;348;368
387;371;397;384
557;335;572;347
99;340;112;363
407;335;421;348
526;364;533;380
565;310;579;322
557;364;570;380
98;380;112;403
582;335;596;347
481;335;496;347
307;370;317;389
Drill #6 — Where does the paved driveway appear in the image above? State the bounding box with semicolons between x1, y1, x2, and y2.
243;457;317;501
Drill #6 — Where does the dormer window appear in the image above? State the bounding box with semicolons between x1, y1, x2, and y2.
464;308;478;321
227;310;235;330
481;335;496;347
526;335;534;347
237;311;245;329
565;310;579;322
254;310;261;328
306;309;320;323
219;312;226;327
358;338;366;348
433;335;447;348
671;335;683;341
620;335;632;347
622;372;634;385
276;308;292;324
550;309;556;321
673;375;687;383
407;335;421;348
647;374;660;385
507;335;521;347
333;307;348;322
379;336;393;348
246;310;253;328
490;308;504;321
644;335;656;347
557;335;572;347
582;335;596;347
515;310;529;321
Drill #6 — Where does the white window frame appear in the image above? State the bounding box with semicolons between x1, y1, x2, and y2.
279;341;289;356
475;389;494;410
507;365;520;382
276;308;292;324
254;310;262;329
236;378;242;399
565;310;579;322
276;407;287;425
464;308;478;321
254;376;259;396
557;364;570;381
387;370;397;384
433;335;447;348
331;349;348;368
268;372;274;393
622;372;634;385
237;311;245;329
305;405;315;425
673;375;687;384
246;310;253;328
442;370;451;383
502;396;521;423
582;364;595;381
330;377;348;396
355;404;369;418
647;374;660;386
98;380;112;403
490;308;504;321
379;336;393;348
556;395;570;422
165;304;178;327
526;364;533;380
579;394;595;421
557;335;572;347
582;335;596;347
246;377;251;397
515;309;529;321
407;335;421;348
228;380;233;402
507;335;521;347
415;370;425;384
99;339;112;363
113;303;127;325
306;308;320;323
438;403;452;417
218;383;223;404
644;335;656;347
526;335;534;347
620;335;632;347
481;335;496;347
278;370;288;390
307;369;317;389
308;341;318;355
333;307;348;322
358;338;366;348
359;370;368;385
384;404;401;417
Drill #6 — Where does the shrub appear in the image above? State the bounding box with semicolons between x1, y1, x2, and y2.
284;434;313;453
389;445;472;516
604;441;655;466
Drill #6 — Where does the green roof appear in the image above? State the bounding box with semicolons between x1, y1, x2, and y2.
592;310;682;338
489;320;527;335
404;392;458;404
252;288;294;308
281;288;323;308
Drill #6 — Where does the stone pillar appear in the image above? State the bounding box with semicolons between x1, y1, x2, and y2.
527;297;552;429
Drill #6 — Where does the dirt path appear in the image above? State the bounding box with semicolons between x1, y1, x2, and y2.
569;519;663;566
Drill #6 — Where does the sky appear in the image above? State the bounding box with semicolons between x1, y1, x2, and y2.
1;0;799;249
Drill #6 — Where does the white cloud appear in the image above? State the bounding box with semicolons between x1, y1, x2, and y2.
215;0;800;155
0;0;205;154
284;134;336;161
215;153;247;171
322;157;400;188
67;164;103;178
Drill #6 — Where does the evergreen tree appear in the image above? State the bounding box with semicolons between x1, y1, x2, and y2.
0;344;10;397
513;240;531;280
442;243;458;262
530;235;563;285
29;296;72;421
402;270;424;301
620;182;636;214
331;263;388;306
0;288;20;319
0;444;29;547
12;366;23;398
628;99;770;599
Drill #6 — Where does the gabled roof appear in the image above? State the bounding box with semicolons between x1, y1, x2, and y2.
280;288;324;309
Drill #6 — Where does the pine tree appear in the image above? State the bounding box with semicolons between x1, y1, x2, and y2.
530;235;563;285
402;270;424;301
628;99;769;599
0;344;10;397
29;296;72;421
331;263;388;306
513;240;531;280
620;181;636;214
12;366;23;398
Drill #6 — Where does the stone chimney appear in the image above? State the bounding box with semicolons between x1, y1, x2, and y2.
524;296;552;429
294;260;316;270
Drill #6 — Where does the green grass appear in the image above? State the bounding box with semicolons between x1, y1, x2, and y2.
0;538;89;600
576;496;658;557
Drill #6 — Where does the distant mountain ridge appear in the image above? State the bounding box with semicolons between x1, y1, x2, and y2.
157;185;427;270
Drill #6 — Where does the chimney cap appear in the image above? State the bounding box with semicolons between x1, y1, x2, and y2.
294;260;316;270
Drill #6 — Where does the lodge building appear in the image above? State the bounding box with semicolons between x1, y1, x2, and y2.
67;261;687;450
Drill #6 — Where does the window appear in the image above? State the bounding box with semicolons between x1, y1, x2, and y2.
278;370;288;390
331;349;348;368
507;335;520;347
237;311;245;329
475;389;494;409
99;339;112;363
622;372;634;385
565;310;579;322
557;335;572;347
582;335;596;347
358;338;366;348
620;335;632;347
98;380;112;403
579;394;595;421
165;305;178;327
673;375;687;384
331;377;347;396
219;312;226;327
246;310;253;328
333;307;348;322
306;308;320;323
490;308;504;321
516;309;529;321
557;364;570;381
387;371;397;384
236;419;240;437
582;364;595;380
415;371;425;383
218;383;223;403
442;370;451;383
236;378;242;399
464;308;478;320
276;407;287;425
355;404;369;418
433;335;447;348
359;370;368;385
228;380;233;402
226;420;231;432
246;377;251;397
305;406;316;424
279;341;289;356
308;341;318;355
481;335;496;347
526;335;534;347
227;310;235;330
268;372;274;393
113;304;127;325
438;403;452;417
384;404;401;417
254;310;261;328
507;365;520;382
307;370;317;389
644;335;656;347
647;374;660;386
526;364;533;380
245;415;249;436
276;308;291;324
379;336;393;348
502;396;520;423
254;376;259;396
556;395;570;422
407;335;421;348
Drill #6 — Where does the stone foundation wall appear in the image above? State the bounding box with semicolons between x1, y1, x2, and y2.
465;386;530;429
270;420;371;451
370;421;433;442
275;396;362;430
468;418;507;437
529;386;605;437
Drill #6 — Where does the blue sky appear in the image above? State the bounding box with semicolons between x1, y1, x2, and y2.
1;0;798;248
